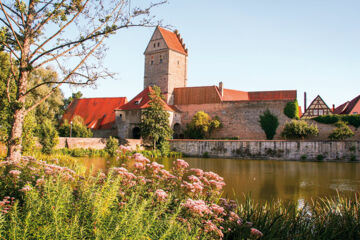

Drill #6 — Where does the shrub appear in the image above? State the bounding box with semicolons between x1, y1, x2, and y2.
184;111;222;139
259;109;279;140
58;115;93;138
105;136;119;157
22;112;37;153
329;121;354;140
281;120;319;139
284;100;299;119
313;114;360;129
38;119;59;154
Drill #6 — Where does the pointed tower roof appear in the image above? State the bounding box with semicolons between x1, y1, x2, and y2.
157;26;188;55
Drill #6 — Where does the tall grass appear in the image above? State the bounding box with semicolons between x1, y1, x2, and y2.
235;194;360;239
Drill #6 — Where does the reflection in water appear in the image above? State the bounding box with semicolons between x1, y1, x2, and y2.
80;157;360;203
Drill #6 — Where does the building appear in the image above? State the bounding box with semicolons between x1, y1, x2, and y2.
334;95;360;115
114;26;298;140
62;97;127;137
301;95;332;118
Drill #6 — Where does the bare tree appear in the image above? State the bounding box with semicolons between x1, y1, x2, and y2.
0;0;167;161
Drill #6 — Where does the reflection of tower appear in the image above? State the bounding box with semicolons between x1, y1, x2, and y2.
144;26;188;104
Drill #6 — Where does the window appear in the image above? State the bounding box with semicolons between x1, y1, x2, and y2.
119;114;123;120
353;112;358;115
159;55;163;63
153;43;156;48
151;56;154;65
157;42;160;47
319;110;323;115
313;109;318;115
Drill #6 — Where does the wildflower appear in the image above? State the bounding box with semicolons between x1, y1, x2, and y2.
250;228;263;239
149;161;164;173
19;185;32;192
190;168;204;177
134;162;146;171
210;204;225;216
36;178;45;186
9;170;21;177
155;189;168;202
182;199;212;217
203;220;224;238
174;159;189;169
133;153;150;164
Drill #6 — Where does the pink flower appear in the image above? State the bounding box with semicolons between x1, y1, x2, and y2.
210;204;225;215
9;170;21;177
36;178;45;186
150;161;164;173
182;199;212;217
155;189;168;202
19;185;32;192
204;171;224;182
173;159;189;170
190;168;204;177
203;220;224;238
134;162;145;171
132;153;150;164
250;228;263;239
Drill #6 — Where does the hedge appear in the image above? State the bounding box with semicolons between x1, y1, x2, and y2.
312;114;360;129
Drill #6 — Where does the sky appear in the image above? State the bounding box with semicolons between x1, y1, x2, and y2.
61;0;360;110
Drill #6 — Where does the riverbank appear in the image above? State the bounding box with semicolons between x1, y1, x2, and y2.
170;139;360;161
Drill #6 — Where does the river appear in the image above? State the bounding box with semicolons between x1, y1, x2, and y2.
81;157;360;203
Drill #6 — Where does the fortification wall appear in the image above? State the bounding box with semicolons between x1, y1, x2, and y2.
170;139;360;161
176;100;290;140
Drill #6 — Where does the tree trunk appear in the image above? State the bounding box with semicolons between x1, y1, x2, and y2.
7;108;25;162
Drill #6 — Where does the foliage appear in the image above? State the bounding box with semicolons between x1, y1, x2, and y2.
0;0;167;161
0;155;259;239
184;111;222;139
21;112;37;153
236;195;360;240
313;114;360;129
281;120;319;139
259;109;279;140
140;86;173;149
329;121;355;140
284;100;300;119
58;116;93;138
38;119;59;154
61;91;83;117
105;137;119;157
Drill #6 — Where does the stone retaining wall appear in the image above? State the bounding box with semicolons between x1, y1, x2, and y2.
169;139;360;161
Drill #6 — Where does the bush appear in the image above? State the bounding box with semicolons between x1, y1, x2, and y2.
329;121;354;140
313;114;360;129
38;119;59;154
284;100;299;119
184;111;222;139
259;109;279;140
105;136;119;157
58;115;93;138
281;120;319;139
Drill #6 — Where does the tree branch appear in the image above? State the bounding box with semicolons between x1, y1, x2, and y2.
0;0;23;52
30;0;89;59
25;35;106;114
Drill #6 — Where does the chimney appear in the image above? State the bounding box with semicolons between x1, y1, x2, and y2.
332;104;335;113
219;82;224;97
304;92;307;113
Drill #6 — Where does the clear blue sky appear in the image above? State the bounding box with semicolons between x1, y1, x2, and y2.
61;0;360;110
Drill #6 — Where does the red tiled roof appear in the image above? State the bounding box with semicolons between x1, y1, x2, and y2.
62;97;127;130
158;27;188;55
117;86;175;112
334;95;360;114
221;88;296;101
298;106;303;117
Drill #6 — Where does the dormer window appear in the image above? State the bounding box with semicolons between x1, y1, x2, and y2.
134;98;142;105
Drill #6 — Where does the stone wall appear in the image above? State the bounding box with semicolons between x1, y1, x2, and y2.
170;139;360;161
176;100;290;140
304;120;360;141
56;137;143;150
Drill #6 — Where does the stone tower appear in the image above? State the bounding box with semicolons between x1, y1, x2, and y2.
144;26;188;104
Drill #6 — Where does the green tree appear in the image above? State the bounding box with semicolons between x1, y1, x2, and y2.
281;120;319;139
58;116;93;138
259;109;279;140
61;91;83;116
140;86;173;150
38;119;59;154
184;111;222;139
328;121;354;140
284;100;300;119
105;136;119;157
0;0;167;161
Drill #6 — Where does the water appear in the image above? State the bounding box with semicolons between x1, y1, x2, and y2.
81;157;360;202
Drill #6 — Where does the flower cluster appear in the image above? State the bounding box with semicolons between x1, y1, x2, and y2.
0;196;15;214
